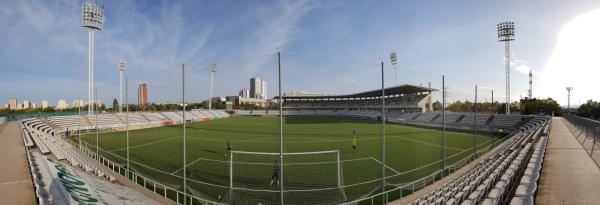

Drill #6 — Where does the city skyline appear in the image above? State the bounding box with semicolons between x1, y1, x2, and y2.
1;1;600;107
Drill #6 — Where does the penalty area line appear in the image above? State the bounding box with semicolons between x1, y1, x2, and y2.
369;157;401;175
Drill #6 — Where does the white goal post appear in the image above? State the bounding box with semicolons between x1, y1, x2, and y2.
227;150;345;204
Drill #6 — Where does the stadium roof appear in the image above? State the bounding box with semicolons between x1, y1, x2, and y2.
278;84;437;99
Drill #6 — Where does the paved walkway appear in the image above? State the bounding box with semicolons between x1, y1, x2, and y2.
536;117;600;205
0;121;35;205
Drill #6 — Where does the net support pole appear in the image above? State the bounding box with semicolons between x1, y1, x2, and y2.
182;64;187;205
337;150;341;188
278;52;284;205
78;93;82;151
229;152;233;189
474;85;478;159
380;61;386;204
95;86;99;158
441;75;445;176
126;78;130;179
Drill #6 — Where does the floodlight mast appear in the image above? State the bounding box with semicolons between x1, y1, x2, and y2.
209;60;218;110
82;3;104;115
119;59;127;113
528;69;533;99
390;51;398;85
498;21;515;115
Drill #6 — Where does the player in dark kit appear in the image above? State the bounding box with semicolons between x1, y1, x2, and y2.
225;139;231;157
270;160;280;187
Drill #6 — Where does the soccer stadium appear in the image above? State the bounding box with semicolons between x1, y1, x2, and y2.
3;1;600;205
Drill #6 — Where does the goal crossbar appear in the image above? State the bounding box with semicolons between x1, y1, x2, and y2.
230;150;339;156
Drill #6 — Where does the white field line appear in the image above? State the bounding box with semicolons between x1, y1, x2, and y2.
388;135;464;151
170;156;374;175
369;157;401;175
112;131;464;153
80;136;503;192
109;136;180;151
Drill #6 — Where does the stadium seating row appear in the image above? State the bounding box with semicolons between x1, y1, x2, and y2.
23;148;50;204
409;117;549;205
21;118;116;182
45;110;230;133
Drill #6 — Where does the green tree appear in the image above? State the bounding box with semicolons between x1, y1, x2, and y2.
432;101;442;111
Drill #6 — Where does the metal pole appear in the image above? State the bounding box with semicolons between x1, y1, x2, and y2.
278;52;284;205
380;62;386;204
491;90;494;115
505;41;510;115
474;85;478;159
592;127;597;155
88;29;94;115
95;86;99;158
119;69;123;113
78;93;82;150
182;64;187;205
209;61;216;110
441;75;445;176
126;78;130;178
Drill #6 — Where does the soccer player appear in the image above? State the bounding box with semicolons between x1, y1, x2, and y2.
225;139;231;157
270;160;280;187
352;128;357;150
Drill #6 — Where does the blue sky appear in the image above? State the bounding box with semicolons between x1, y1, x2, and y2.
1;0;600;107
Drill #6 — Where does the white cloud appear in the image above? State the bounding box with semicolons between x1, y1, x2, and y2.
0;0;316;103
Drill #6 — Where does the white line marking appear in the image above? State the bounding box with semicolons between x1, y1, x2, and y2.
369;157;401;175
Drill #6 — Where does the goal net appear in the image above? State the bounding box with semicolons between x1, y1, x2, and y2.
225;150;346;204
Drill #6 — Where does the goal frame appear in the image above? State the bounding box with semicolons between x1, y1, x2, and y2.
229;150;342;191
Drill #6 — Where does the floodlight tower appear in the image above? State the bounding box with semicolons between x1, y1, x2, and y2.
208;59;218;110
119;59;126;113
498;21;515;115
566;87;573;111
528;69;533;99
82;3;104;114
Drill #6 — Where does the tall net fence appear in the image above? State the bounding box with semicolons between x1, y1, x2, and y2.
227;150;342;204
67;51;511;205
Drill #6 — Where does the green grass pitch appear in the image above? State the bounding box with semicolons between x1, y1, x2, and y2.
73;116;501;204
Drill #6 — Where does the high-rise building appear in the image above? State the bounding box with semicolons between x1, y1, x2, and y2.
250;78;268;99
9;98;17;110
239;88;250;98
41;100;49;109
138;83;148;105
31;103;37;109
57;100;68;110
250;78;261;99
3;104;8;109
261;81;268;99
22;100;30;109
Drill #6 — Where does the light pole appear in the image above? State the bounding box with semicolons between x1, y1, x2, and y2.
119;59;126;113
566;87;573;112
390;50;398;85
82;3;104;115
209;60;217;110
498;22;515;115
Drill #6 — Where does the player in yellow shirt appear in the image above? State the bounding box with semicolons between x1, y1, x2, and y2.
352;128;357;150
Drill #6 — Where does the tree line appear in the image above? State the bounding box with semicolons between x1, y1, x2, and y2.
431;97;562;115
577;100;600;120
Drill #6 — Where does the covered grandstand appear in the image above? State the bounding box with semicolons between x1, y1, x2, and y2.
278;84;436;113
